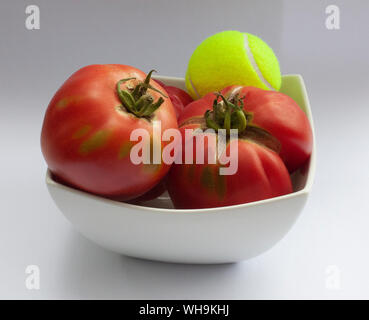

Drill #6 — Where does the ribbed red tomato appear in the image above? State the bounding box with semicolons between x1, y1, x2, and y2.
41;65;178;200
179;86;313;173
167;92;294;209
223;86;312;172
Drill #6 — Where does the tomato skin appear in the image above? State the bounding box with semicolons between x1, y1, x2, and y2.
167;93;184;119
128;178;167;203
167;126;292;209
164;86;193;106
41;64;178;201
153;80;193;119
152;79;166;88
221;86;313;172
178;91;217;124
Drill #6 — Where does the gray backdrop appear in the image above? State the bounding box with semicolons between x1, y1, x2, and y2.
1;0;369;299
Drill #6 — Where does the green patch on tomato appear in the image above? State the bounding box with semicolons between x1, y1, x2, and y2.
119;141;134;159
56;96;80;109
142;163;162;175
215;168;226;199
79;129;111;154
201;166;215;191
72;125;91;139
200;165;226;199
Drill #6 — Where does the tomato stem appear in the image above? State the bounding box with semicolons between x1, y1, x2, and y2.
116;70;167;118
204;93;250;134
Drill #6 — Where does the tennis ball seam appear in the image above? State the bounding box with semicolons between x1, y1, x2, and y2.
243;33;274;90
188;74;201;99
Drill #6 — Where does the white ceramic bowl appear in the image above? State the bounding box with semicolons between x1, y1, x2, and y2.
46;75;316;264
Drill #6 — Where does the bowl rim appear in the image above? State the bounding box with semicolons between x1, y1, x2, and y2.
46;74;316;214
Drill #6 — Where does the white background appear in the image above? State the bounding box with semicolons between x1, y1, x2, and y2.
1;0;369;299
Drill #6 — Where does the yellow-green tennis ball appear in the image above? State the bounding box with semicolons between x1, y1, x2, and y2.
185;30;281;99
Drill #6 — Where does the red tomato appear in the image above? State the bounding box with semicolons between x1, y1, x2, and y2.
222;86;313;172
128;178;167;203
178;86;313;173
41;65;178;201
152;79;166;88
167;93;184;119
153;80;193;119
164;86;193;106
167;92;293;209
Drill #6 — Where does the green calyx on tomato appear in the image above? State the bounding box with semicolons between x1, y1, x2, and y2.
204;93;253;134
203;93;281;154
116;70;168;118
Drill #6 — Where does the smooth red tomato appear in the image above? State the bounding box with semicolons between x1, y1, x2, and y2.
128;178;167;203
153;80;193;119
167;92;293;209
168;93;184;119
41;65;178;201
152;79;166;87
164;86;193;106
